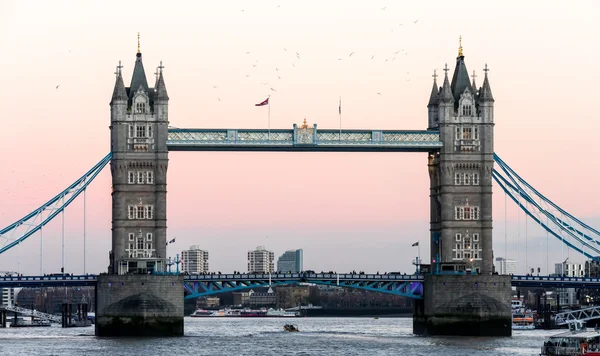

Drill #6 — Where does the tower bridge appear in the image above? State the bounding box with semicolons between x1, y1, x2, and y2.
2;39;599;337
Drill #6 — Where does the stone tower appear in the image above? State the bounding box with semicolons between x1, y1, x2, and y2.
427;39;495;274
108;39;169;274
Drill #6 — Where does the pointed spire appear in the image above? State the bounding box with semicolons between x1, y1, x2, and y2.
471;70;477;89
440;63;454;103
428;69;439;106
154;61;169;101
479;64;494;102
137;32;141;54
129;42;149;102
111;60;127;104
450;38;472;104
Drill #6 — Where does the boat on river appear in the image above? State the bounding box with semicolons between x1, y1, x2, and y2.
540;320;600;355
283;324;299;332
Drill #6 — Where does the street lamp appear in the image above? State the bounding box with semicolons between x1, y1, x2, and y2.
469;258;474;275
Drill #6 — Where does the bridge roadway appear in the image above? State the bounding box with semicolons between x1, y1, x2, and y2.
3;274;600;298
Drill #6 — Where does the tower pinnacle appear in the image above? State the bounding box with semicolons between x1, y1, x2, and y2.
137;32;141;54
458;35;463;57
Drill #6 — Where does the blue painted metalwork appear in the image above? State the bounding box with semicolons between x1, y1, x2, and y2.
182;273;424;299
166;126;442;152
493;154;600;261
0;154;112;256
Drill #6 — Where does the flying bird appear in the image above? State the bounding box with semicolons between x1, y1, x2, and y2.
371;55;375;59
284;48;287;51
338;58;343;61
270;88;277;92
246;51;250;54
213;85;218;88
218;97;221;101
414;20;418;23
349;52;354;57
381;6;387;10
246;74;251;77
56;85;60;89
377;92;382;95
292;63;296;67
275;68;279;71
394;50;400;54
252;64;257;67
278;76;281;79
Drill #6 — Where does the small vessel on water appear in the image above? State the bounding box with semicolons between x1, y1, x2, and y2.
540;320;600;356
513;315;535;330
10;319;52;328
190;309;215;317
284;324;299;332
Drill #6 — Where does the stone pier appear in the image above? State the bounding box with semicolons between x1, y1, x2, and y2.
413;275;512;336
95;275;184;337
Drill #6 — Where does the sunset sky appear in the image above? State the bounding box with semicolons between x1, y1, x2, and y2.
1;0;599;276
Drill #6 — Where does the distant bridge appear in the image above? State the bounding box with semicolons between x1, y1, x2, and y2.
555;306;600;326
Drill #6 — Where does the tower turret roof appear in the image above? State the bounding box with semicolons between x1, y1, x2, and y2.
110;61;128;105
427;70;439;106
440;64;454;104
154;61;169;101
479;64;494;102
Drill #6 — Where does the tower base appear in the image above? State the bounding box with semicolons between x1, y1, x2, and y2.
95;275;184;337
413;274;512;336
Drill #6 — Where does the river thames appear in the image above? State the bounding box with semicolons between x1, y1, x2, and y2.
0;317;551;355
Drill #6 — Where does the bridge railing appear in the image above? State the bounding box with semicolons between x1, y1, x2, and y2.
184;273;424;281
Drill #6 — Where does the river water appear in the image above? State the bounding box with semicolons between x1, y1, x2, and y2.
0;317;552;355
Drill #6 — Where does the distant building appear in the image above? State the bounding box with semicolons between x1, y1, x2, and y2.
1;288;15;307
494;257;517;275
248;246;274;273
555;262;584;277
277;249;303;273
181;245;209;273
248;288;276;307
196;297;220;308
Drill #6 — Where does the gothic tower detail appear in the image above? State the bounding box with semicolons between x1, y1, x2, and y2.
428;40;495;274
108;40;169;274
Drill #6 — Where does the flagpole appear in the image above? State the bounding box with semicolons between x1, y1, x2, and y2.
268;95;271;142
339;96;342;142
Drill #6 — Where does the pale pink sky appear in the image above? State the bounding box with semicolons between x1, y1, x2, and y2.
1;1;599;276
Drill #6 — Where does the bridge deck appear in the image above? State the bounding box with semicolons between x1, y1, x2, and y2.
166;128;442;152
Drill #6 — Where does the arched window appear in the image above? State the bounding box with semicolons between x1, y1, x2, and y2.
135;102;146;113
462;104;472;116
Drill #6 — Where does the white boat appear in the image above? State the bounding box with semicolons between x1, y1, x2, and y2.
540;320;600;355
266;308;299;317
190;309;215;317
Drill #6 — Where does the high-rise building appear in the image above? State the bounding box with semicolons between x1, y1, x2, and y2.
494;257;516;275
181;245;209;273
248;246;274;273
277;249;303;273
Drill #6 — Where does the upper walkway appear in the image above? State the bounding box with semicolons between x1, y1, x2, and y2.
166;127;442;152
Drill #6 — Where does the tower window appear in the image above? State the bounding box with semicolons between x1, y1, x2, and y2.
137;172;144;184
147;233;153;241
128;172;135;184
473;233;479;242
462;127;473;140
464;173;471;185
473;207;480;220
146;205;153;219
129;125;134;138
146;171;154;184
455;233;462;242
136;125;147;138
474;127;479;140
462;105;472;116
136;102;146;114
137;206;145;219
455;204;480;220
148;125;153;138
455;173;462;185
455;127;461;140
128;206;136;220
129;233;135;241
473;173;480;185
